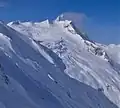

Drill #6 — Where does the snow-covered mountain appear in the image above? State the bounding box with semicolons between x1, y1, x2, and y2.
0;16;119;108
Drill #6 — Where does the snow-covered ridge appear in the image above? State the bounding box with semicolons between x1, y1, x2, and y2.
0;17;119;108
8;18;110;61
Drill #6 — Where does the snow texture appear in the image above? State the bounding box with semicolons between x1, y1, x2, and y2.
0;18;119;108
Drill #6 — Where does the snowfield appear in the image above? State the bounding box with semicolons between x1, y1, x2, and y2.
0;16;119;108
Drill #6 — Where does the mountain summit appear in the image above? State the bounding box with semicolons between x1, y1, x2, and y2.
55;13;91;42
0;18;119;108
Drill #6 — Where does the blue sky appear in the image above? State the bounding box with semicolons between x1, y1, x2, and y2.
0;0;120;44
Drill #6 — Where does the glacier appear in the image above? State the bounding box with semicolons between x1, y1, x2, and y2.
0;16;119;108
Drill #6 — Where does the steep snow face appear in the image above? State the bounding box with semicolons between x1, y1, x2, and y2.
5;19;120;108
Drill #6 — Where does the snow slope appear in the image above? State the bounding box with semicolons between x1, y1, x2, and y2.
0;18;119;108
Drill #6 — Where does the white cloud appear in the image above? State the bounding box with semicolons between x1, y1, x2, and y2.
60;12;120;44
59;12;87;30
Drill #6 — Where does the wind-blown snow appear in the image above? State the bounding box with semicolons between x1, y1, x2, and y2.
0;18;119;108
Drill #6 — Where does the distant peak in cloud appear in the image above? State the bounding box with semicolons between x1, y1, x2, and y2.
55;12;88;32
56;12;87;25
